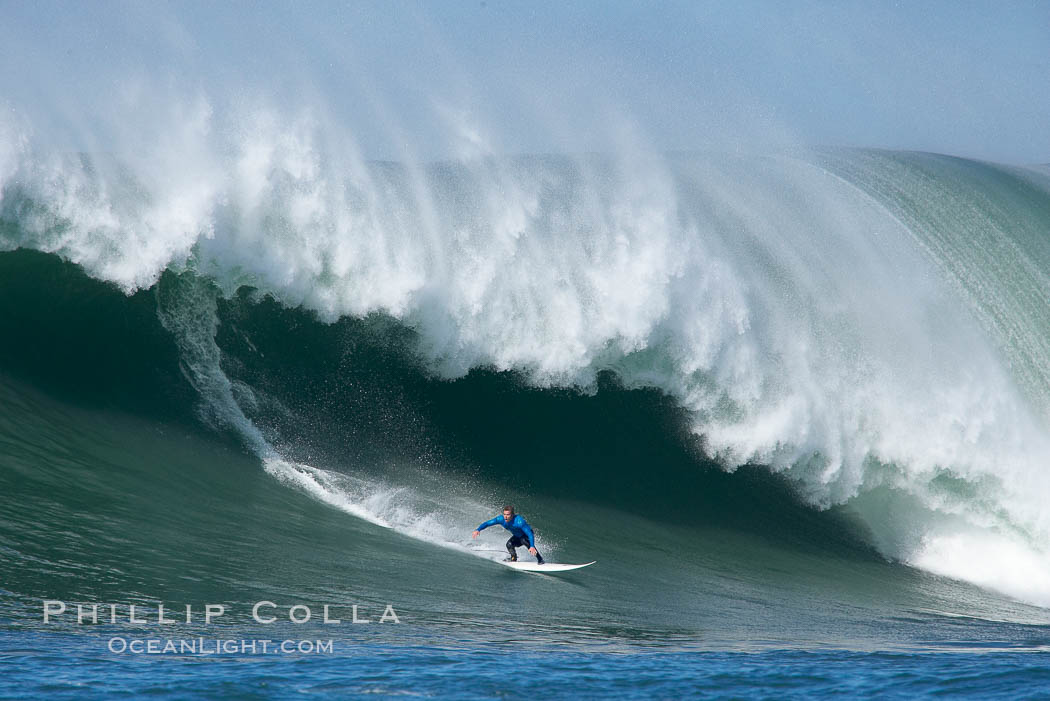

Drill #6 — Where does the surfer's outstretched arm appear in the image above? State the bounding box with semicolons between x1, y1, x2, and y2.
471;516;500;538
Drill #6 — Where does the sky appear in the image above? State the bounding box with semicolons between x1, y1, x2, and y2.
1;0;1048;163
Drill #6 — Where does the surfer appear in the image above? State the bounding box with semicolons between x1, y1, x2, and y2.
472;505;544;564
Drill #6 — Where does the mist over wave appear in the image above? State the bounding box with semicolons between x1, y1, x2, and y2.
3;104;1050;607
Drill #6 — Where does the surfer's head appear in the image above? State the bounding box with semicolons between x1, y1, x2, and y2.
502;505;514;521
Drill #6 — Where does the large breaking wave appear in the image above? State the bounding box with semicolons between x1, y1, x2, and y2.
3;106;1050;606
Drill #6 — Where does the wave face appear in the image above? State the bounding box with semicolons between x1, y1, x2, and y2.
3;115;1050;609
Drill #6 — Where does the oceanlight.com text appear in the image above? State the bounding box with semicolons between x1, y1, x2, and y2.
108;638;335;655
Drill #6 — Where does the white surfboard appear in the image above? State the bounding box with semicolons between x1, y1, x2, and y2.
501;561;596;572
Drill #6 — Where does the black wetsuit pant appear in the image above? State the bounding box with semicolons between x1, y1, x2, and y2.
506;535;543;563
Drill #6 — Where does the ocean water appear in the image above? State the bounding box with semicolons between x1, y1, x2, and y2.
3;145;1050;697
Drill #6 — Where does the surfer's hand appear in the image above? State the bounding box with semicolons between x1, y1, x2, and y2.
472;530;480;539
528;547;538;555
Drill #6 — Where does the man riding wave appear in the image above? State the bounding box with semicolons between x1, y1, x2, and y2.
472;505;544;564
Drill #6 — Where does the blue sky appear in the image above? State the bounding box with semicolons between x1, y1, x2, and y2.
2;0;1048;162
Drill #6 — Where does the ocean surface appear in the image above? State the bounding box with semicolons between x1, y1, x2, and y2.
3;147;1050;698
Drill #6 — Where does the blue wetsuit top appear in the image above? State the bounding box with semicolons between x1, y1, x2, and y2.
476;514;535;547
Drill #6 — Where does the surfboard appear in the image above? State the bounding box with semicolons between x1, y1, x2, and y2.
501;561;595;572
